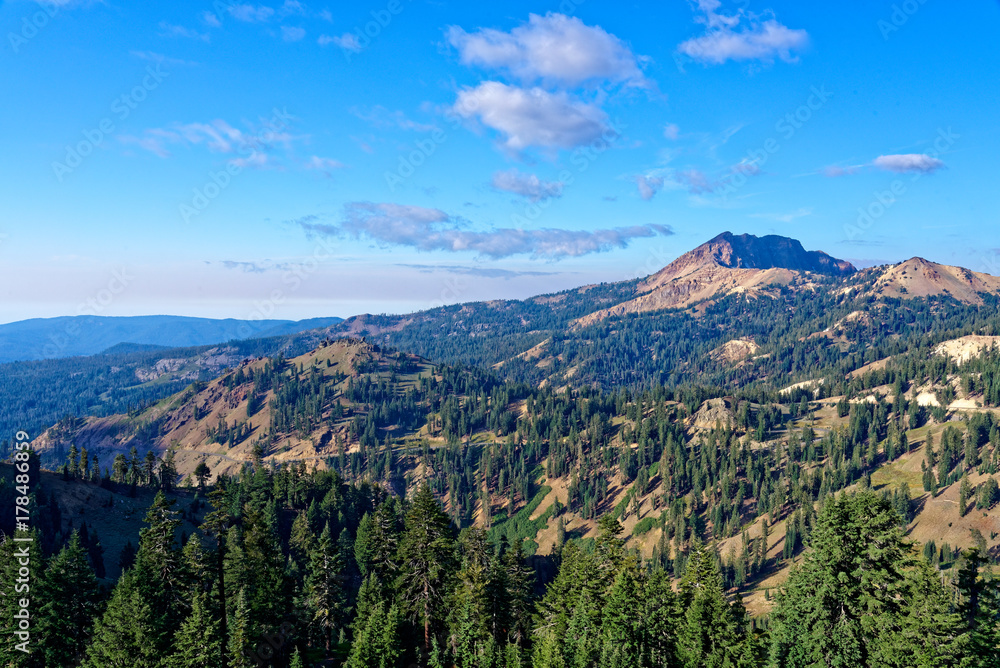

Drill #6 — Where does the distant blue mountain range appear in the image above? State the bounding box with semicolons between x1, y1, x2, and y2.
0;315;343;363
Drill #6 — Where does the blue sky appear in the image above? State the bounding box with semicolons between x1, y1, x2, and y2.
1;0;998;323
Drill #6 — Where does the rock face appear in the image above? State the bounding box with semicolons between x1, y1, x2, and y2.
575;232;855;325
646;232;855;286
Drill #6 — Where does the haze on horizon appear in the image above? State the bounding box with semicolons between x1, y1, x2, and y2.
1;0;998;324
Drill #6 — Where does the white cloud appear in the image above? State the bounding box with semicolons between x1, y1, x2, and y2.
750;207;813;223
129;50;198;67
305;156;345;172
117;135;172;158
118;118;297;160
158;22;210;42
678;3;808;65
447;13;646;87
453;82;609;152
228;4;275;22
491;169;564;202
282;26;306;42
822;165;862;177
673;168;716;194
231;152;272;169
203;11;222;28
872;153;945;174
351;106;438;132
320;32;362;51
300;202;672;259
280;0;306;16
663;123;680;140
635;175;665;201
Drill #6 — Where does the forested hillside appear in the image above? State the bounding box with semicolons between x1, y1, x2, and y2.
0;330;343;447
6;234;1000;666
3;462;999;667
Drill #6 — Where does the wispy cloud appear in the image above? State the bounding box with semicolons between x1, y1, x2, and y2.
749;207;813;223
491;169;564;202
299;202;673;259
673;168;717;194
130;50;198;67
158;21;210;42
228;4;275;22
447;13;647;87
118;115;300;169
216;260;292;273
319;33;362;51
282;26;306;41
395;264;562;279
822;164;862;177
203;11;222;28
304;155;346;174
678;1;808;65
663;123;680;140
350;106;438;132
279;0;307;17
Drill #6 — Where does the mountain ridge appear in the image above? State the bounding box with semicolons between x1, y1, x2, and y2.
0;314;344;363
574;231;856;324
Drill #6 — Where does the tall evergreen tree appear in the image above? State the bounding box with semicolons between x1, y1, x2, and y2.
304;523;346;653
768;491;934;667
396;484;457;655
36;531;101;666
168;590;224;668
82;566;168;668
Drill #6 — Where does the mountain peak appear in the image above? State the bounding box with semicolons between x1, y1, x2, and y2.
573;232;856;325
698;232;856;275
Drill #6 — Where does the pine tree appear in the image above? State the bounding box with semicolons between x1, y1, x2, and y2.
168;590;224;667
227;587;254;668
137;491;183;622
678;542;746;668
36;531;101;666
346;599;402;668
202;485;235;667
502;538;535;647
396;483;457;654
886;560;966;666
768;491;917;667
598;568;643;668
960;473;972;517
82;566;167;667
304;524;346;652
645;567;681;667
956;549;1000;667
